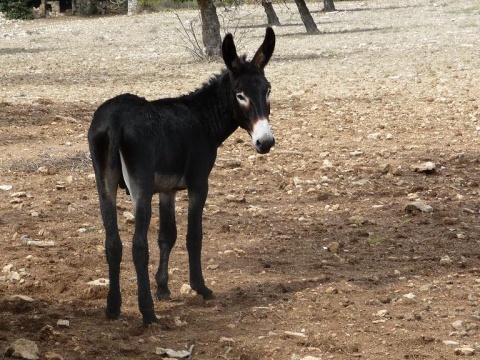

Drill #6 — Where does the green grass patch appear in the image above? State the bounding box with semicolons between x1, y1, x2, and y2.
368;236;388;245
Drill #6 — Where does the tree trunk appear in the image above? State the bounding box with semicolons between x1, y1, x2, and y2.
261;0;280;26
197;0;222;58
294;0;319;34
41;0;46;17
128;0;137;15
323;0;335;12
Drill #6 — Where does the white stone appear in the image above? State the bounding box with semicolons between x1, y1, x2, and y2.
57;319;70;328
376;309;389;317
454;347;475;356
285;331;308;338
440;255;452;265
2;264;14;273
5;339;39;360
180;283;195;296
443;340;459;346
451;320;464;331
87;278;109;286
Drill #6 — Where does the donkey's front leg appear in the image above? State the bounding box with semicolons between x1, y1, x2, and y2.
186;186;213;299
155;192;177;300
132;194;159;325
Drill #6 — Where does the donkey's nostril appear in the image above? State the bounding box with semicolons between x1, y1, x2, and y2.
255;139;263;152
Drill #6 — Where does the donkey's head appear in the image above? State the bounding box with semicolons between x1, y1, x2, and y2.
222;27;276;154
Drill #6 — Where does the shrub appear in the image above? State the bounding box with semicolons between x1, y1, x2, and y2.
0;0;34;20
137;0;196;11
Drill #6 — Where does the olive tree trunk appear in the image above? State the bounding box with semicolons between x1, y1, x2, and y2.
128;0;138;15
197;0;222;57
40;0;46;17
294;0;319;34
261;0;280;26
323;0;335;12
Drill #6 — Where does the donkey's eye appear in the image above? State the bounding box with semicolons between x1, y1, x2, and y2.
236;92;249;107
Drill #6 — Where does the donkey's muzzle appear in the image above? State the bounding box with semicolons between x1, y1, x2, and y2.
255;136;275;154
252;118;274;154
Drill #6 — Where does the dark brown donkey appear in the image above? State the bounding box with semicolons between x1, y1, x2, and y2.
88;28;276;325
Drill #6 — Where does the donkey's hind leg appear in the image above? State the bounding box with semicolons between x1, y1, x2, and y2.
101;188;123;319
155;192;177;300
124;164;159;325
132;190;159;325
94;168;123;319
89;130;124;320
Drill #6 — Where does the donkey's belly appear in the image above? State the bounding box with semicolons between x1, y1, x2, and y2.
153;173;187;192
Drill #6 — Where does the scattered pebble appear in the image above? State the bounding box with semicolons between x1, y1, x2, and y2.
375;309;389;317
37;166;57;175
174;317;188;327
155;345;194;358
20;235;55;247
440;255;453;265
219;336;235;345
349;215;367;225
451;320;464;331
454;346;475;356
180;283;195;296
325;286;338;294
412;161;436;174
285;331;308;338
404;201;433;213
8;295;35;302
87;278;109;286
123;211;135;224
56;319;70;328
5;338;39;360
326;241;340;253
443;340;460;346
44;352;64;360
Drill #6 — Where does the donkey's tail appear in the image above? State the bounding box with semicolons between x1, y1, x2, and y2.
88;104;122;184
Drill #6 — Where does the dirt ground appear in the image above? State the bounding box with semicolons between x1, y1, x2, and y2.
1;0;479;359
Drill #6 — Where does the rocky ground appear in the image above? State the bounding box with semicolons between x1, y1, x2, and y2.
0;0;479;359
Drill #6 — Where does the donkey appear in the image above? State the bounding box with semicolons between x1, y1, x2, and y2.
88;27;275;325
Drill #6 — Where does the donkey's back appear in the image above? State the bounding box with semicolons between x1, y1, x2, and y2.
90;93;203;193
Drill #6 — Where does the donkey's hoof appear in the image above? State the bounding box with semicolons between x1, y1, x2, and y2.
156;288;171;301
105;308;121;320
195;285;214;300
142;312;159;327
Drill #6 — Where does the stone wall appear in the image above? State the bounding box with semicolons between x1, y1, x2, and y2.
33;0;127;17
74;0;127;15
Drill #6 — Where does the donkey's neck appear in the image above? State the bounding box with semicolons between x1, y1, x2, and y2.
186;71;238;147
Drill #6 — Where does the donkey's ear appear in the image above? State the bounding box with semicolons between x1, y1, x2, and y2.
222;33;241;74
251;27;275;70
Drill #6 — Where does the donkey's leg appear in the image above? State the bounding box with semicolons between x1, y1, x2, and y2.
89;128;124;320
90;148;122;319
131;189;159;325
186;185;213;299
155;192;177;300
100;191;123;319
